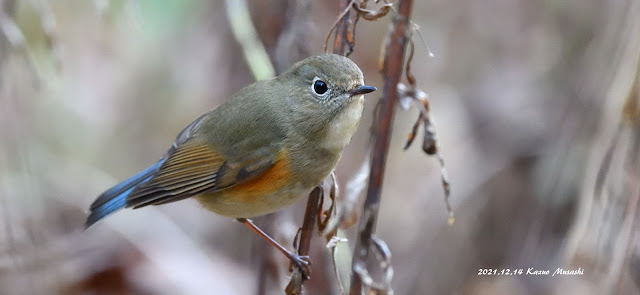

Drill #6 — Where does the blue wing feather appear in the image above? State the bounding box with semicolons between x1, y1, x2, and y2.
86;160;164;228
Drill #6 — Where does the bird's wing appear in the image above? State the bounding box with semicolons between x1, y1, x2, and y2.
125;104;287;209
125;139;282;209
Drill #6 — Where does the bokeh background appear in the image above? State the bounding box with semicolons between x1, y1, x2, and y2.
2;0;640;294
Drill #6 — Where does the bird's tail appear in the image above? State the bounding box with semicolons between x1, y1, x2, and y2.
85;160;164;228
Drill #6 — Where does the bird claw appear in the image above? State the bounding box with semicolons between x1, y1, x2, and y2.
289;254;312;279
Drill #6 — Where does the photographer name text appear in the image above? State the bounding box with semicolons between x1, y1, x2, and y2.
477;267;584;276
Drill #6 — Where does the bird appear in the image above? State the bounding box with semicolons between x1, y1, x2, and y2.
86;53;376;274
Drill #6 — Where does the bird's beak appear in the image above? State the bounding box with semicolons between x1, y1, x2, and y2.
349;84;377;96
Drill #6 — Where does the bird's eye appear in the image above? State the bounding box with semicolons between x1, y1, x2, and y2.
313;79;328;95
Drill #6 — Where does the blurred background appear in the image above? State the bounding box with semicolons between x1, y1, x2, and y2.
1;0;640;294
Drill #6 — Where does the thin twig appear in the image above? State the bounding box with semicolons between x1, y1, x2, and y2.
325;1;393;56
349;0;414;293
333;0;353;55
324;0;354;54
285;187;322;294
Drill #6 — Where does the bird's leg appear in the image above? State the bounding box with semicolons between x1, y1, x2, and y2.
236;218;311;279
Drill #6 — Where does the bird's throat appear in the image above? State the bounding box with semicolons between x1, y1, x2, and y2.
320;96;364;152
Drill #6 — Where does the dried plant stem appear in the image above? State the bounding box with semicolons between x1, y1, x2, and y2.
285;187;322;294
333;0;353;55
350;0;414;294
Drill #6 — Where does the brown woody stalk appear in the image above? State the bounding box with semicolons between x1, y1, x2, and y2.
333;0;352;55
285;188;322;294
349;0;414;294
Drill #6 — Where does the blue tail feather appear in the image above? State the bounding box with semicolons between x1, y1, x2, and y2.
86;160;164;228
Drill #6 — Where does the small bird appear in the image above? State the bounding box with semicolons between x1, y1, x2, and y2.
86;53;375;273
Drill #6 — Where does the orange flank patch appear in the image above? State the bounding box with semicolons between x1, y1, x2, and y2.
226;154;291;200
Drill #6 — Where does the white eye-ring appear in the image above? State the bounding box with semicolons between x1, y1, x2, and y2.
311;77;329;96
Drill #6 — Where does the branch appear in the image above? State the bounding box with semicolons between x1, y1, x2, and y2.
350;0;414;294
333;0;352;55
285;187;322;294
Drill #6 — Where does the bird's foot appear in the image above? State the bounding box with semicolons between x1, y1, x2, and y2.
288;254;312;280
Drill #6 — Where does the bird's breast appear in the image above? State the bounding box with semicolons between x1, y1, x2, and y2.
285;96;365;188
196;154;307;217
196;97;365;218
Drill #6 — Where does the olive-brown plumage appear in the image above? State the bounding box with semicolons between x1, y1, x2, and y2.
87;54;375;226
